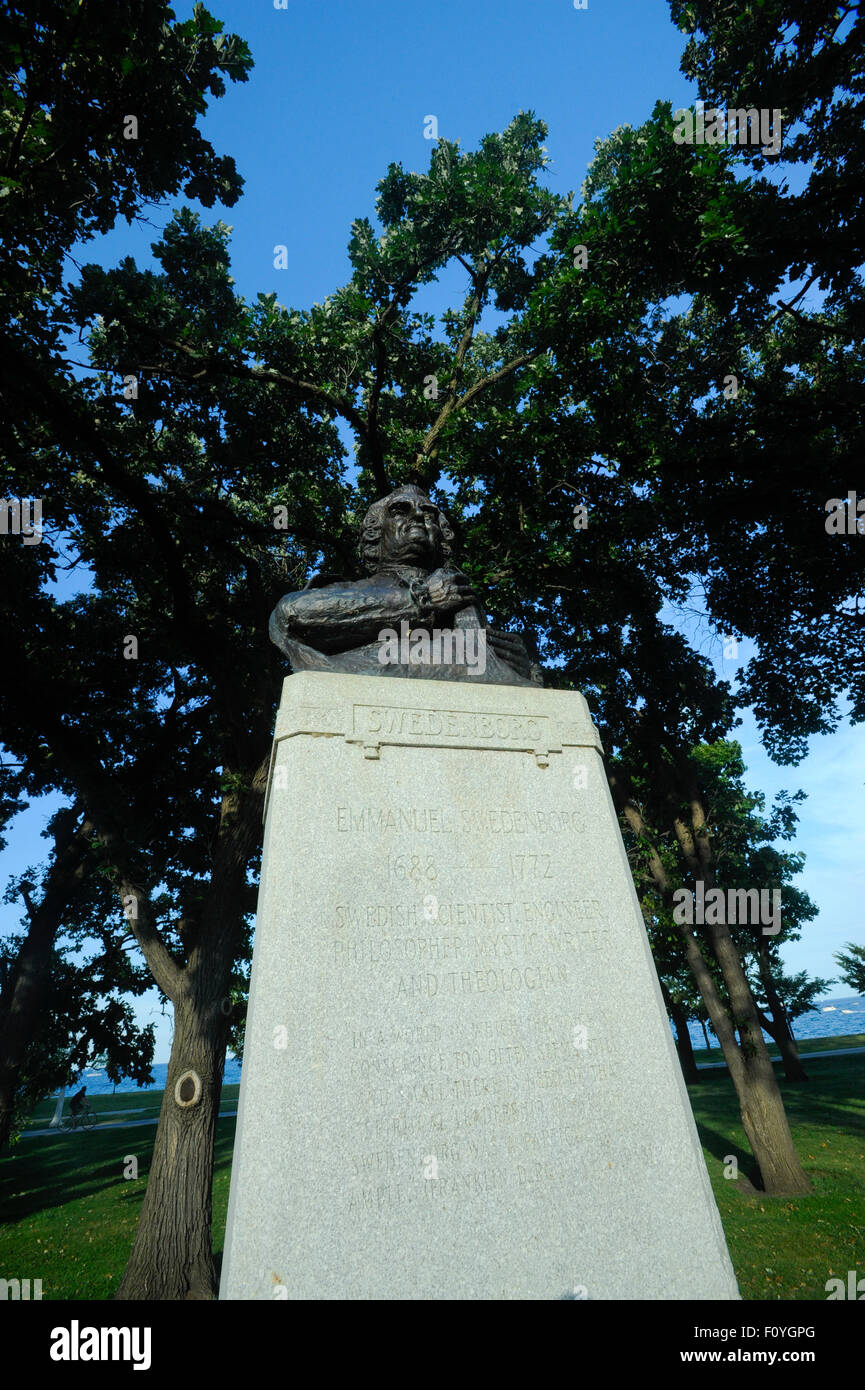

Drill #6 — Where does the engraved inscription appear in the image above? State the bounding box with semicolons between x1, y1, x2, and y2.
387;854;438;885
333;898;607;932
336;806;586;834
355;705;550;745
509;853;553;880
334;800;618;1220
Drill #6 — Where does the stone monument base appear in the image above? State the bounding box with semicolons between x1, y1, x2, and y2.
220;672;739;1300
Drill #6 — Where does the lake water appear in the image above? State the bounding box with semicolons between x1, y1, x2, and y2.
684;992;865;1052
67;1054;243;1097
66;994;865;1096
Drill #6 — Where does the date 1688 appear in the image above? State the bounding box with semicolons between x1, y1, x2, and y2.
388;854;438;885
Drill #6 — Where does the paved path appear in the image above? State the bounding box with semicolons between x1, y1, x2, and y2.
697;1045;865;1071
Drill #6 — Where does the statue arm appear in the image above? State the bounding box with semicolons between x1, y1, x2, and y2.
270;580;430;654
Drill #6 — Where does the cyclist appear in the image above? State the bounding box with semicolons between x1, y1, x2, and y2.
69;1085;87;1117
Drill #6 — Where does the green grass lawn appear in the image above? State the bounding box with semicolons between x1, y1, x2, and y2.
0;1084;239;1299
1;1059;862;1300
689;1055;864;1299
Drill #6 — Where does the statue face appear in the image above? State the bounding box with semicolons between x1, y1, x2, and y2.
378;490;444;569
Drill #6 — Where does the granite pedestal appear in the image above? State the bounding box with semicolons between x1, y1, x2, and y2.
220;672;739;1300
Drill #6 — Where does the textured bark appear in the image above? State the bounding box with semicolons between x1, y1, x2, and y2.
609;768;811;1196
116;756;268;1300
0;811;91;1150
762;1019;808;1084
115;988;228;1300
671;783;811;1195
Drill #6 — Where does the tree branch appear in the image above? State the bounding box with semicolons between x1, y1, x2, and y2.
135;339;371;444
415;347;543;474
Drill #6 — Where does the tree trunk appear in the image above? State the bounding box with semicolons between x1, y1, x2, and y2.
608;767;811;1196
0;903;55;1148
762;1021;808;1083
0;811;91;1149
673;1004;700;1084
755;942;808;1081
694;923;810;1192
661;983;700;1084
116;756;268;1299
115;986;229;1300
49;1087;67;1128
671;788;812;1196
701;1019;711;1050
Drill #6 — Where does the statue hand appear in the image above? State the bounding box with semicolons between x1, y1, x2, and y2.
425;568;481;614
487;628;532;679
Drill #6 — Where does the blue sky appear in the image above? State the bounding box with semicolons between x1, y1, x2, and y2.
86;0;695;303
2;0;863;1064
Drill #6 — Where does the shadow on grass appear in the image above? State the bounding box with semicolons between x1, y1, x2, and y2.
0;1130;154;1224
691;1121;760;1189
686;1054;865;1200
117;1187;146;1204
1;1112;239;1242
689;1056;864;1135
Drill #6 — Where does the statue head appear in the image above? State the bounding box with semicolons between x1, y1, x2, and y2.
357;485;455;574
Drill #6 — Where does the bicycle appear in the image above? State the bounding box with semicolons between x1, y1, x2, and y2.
61;1106;97;1132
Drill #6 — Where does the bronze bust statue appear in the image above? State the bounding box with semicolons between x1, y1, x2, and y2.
269;485;541;686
